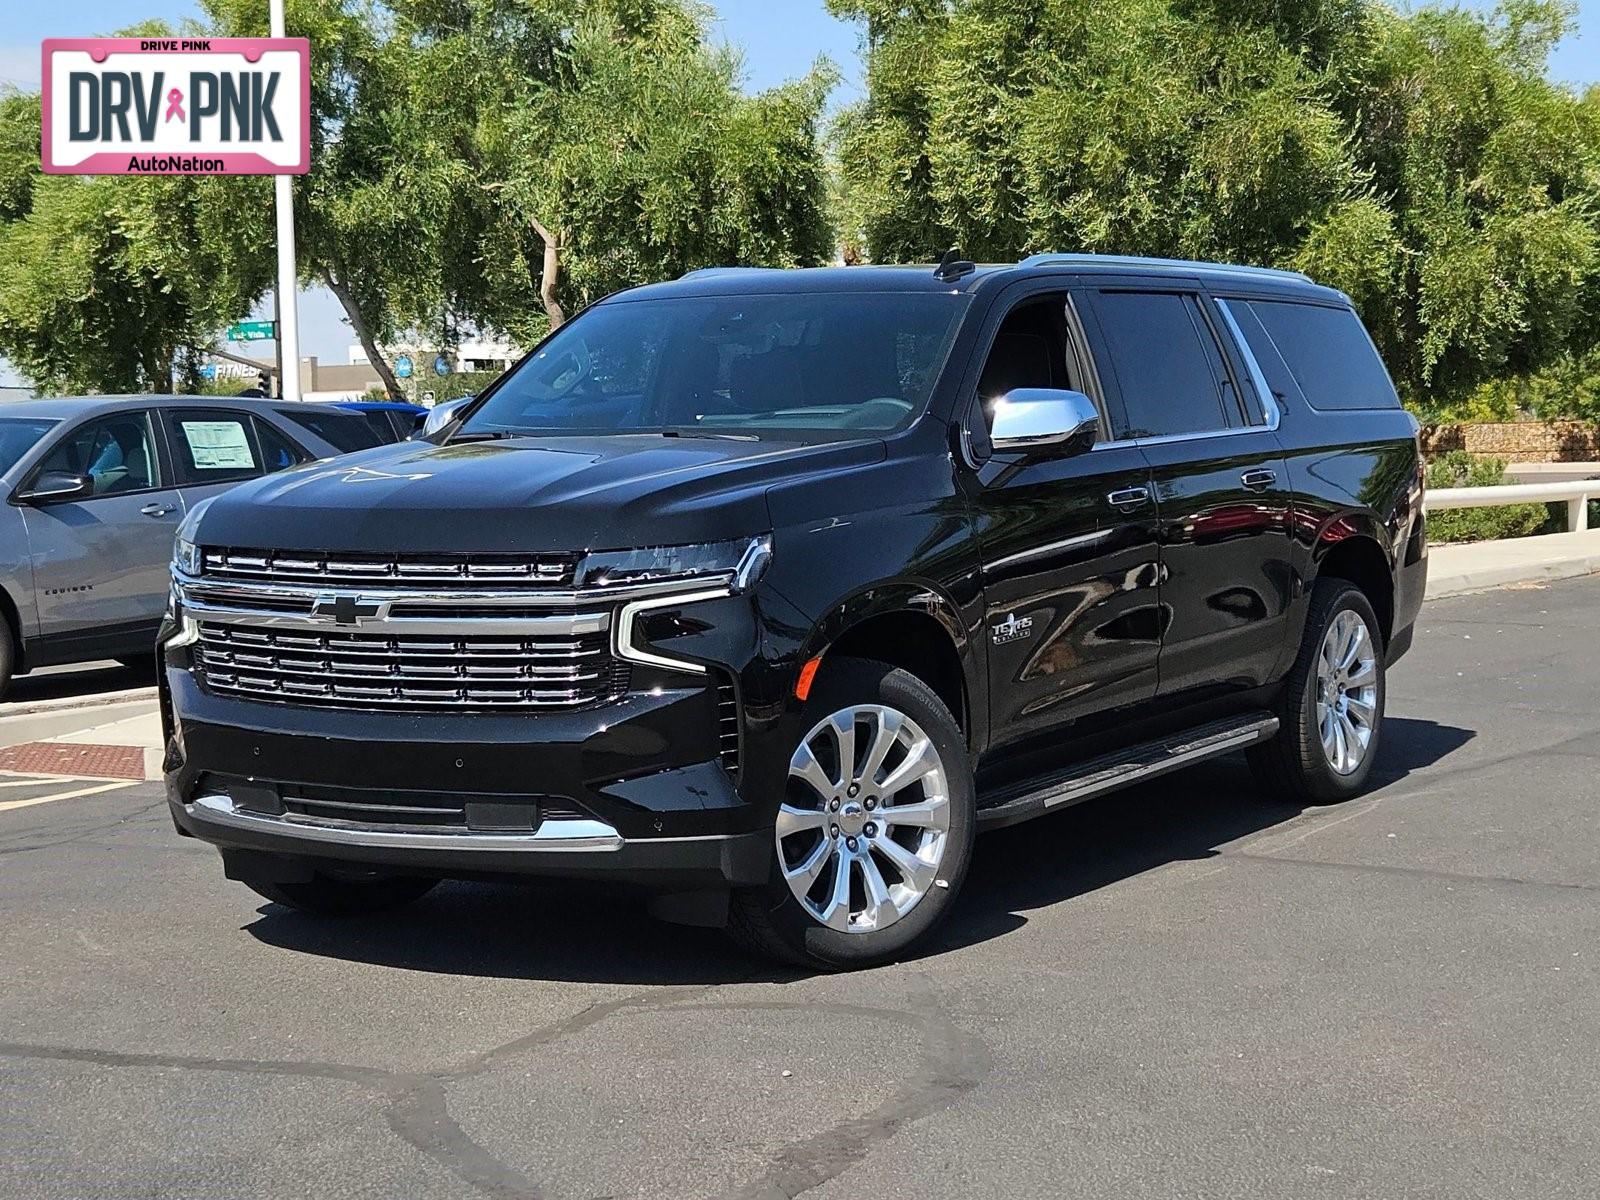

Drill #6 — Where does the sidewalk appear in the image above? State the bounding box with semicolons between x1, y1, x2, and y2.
1425;528;1600;598
0;707;163;782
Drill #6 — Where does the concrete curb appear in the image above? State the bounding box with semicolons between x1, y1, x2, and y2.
1425;530;1600;600
0;687;158;720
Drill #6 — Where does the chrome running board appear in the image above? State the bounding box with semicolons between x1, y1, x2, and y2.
977;712;1280;831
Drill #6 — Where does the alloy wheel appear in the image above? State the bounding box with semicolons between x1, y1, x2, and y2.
778;704;951;933
1316;609;1379;776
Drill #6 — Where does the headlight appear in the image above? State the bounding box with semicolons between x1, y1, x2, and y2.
174;537;202;576
172;497;216;576
579;536;771;591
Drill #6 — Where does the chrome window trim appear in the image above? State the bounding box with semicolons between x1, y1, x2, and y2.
1213;298;1282;431
1093;424;1279;452
190;792;625;852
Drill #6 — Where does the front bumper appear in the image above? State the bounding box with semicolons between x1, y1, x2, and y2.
163;665;772;889
170;788;769;889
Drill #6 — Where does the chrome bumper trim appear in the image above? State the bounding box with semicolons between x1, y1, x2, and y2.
188;792;625;852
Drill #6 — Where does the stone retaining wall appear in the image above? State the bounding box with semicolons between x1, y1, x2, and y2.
1421;421;1600;462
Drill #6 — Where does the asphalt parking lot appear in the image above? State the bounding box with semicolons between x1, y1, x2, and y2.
2;576;1597;1199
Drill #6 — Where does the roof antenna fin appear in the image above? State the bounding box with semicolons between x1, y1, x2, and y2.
934;248;976;283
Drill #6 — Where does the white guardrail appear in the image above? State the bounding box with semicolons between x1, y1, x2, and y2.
1425;480;1598;532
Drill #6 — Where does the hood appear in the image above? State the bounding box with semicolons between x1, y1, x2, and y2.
195;434;886;554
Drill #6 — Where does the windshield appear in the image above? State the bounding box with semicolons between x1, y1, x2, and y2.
0;418;59;477
458;292;966;441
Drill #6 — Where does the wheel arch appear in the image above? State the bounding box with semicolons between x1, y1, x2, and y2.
798;584;978;747
0;582;23;673
1312;531;1395;645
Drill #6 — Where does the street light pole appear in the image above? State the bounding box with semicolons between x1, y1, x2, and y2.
270;0;302;401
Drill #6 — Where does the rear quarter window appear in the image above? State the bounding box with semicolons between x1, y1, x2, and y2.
276;409;385;453
1243;300;1400;412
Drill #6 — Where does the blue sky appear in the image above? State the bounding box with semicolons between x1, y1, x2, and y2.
0;1;1595;379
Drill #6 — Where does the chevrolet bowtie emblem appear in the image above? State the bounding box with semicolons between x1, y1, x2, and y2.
310;594;389;626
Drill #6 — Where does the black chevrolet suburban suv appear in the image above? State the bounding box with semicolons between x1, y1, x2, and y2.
161;254;1427;969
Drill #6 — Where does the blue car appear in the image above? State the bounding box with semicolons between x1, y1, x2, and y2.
331;400;428;443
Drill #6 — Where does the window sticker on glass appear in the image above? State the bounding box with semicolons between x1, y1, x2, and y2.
180;420;256;470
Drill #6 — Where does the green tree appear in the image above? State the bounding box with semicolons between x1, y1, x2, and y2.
1305;0;1600;412
831;0;1600;414
0;88;273;393
203;0;838;388
829;0;1367;265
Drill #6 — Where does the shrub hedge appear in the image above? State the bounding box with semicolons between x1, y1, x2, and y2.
1426;452;1552;544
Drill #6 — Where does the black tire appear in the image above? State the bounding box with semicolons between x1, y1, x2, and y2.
243;872;439;916
1249;579;1386;804
728;657;976;971
0;620;14;700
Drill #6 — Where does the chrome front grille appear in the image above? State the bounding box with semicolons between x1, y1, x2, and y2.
201;547;578;589
194;623;626;710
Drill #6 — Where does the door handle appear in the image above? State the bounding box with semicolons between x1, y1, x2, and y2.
1240;469;1278;491
1107;486;1152;509
139;502;177;518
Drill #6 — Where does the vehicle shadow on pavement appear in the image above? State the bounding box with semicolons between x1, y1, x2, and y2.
931;717;1476;956
2;660;157;709
242;718;1474;982
243;880;782;986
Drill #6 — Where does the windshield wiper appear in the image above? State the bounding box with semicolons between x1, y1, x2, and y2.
449;429;523;443
659;429;759;442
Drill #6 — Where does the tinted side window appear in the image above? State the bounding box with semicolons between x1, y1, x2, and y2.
37;412;162;496
164;410;262;485
275;408;384;453
1246;301;1400;411
252;418;308;474
1091;292;1235;438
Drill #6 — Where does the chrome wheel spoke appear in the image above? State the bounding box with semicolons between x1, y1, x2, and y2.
872;833;936;892
859;710;904;788
859;853;898;931
881;795;948;831
1344;661;1377;688
818;851;854;931
789;742;835;802
877;736;939;797
783;834;833;890
776;803;828;840
1339;620;1367;672
829;713;857;789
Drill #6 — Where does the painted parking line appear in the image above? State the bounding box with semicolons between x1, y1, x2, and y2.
0;778;138;813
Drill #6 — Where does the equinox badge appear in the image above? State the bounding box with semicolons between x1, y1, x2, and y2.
310;594;389;627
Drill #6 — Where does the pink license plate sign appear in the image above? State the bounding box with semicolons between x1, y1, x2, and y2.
42;38;310;175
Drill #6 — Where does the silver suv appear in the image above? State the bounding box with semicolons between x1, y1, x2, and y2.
0;396;389;695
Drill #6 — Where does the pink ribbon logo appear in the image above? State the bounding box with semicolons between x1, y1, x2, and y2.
164;88;185;123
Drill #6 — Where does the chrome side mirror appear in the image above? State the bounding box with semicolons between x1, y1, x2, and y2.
989;389;1101;455
420;396;472;438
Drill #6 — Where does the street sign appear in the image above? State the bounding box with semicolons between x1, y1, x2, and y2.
41;38;310;175
226;320;275;342
394;355;414;379
433;355;451;377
